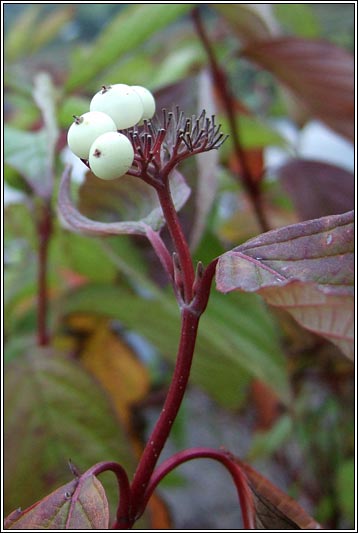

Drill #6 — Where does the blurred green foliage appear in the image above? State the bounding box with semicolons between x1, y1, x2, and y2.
4;4;354;529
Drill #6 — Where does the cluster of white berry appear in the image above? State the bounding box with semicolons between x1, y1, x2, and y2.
67;84;155;180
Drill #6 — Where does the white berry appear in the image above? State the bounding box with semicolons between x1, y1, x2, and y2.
90;84;144;129
88;131;134;180
132;85;156;123
67;111;117;159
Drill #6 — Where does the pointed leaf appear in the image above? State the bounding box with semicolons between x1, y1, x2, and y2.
242;37;354;141
31;6;74;54
5;6;41;61
66;4;194;91
59;166;190;237
4;348;136;515
63;282;290;406
4;73;58;199
5;476;109;529
216;211;354;359
235;459;322;529
278;159;354;220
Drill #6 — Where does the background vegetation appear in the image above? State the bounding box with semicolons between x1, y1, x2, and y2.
4;3;354;529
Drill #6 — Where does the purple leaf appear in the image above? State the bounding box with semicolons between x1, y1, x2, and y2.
242;37;354;141
234;458;322;529
216;211;354;359
58;166;190;237
5;476;109;529
278;159;354;220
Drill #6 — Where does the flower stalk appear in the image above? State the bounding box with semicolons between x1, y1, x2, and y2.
59;105;229;528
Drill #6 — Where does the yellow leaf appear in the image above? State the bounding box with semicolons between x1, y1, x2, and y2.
79;319;150;427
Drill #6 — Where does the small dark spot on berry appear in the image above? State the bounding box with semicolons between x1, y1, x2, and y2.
93;149;101;158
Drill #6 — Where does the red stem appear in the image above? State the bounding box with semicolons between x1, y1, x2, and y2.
156;180;195;303
139;448;255;529
144;225;174;283
129;307;200;524
90;462;131;529
192;8;270;233
36;202;52;346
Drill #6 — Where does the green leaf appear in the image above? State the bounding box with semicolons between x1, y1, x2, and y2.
4;126;51;197
5;6;41;61
336;459;355;523
274;4;320;38
58;95;90;129
219;114;286;156
53;232;117;283
63;281;290;407
5;71;58;200
5;476;109;529
216;211;354;360
31;6;74;54
154;42;206;88
66;4;195;91
4;348;136;515
4;335;37;364
248;415;293;460
3;91;40;129
4;165;32;194
100;54;156;92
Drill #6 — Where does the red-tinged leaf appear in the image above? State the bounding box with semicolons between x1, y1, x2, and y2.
242;37;354;141
234;458;322;529
213;4;276;43
278;159;354;221
216;211;354;359
5;476;109;529
58;166;190;237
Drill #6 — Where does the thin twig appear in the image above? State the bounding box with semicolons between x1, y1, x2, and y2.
192;8;270;233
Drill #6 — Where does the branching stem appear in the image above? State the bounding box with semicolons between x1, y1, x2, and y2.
139;447;255;529
155;180;195;303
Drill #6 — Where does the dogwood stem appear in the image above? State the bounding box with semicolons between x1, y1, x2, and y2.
36;201;52;346
139;447;255;529
128;178;217;524
129;307;200;523
156;179;195;303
